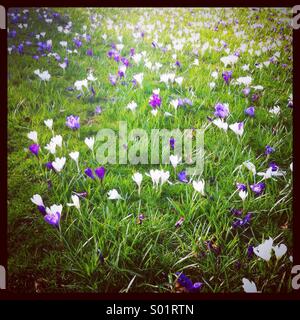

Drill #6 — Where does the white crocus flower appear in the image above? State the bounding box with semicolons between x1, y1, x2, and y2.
85;137;95;151
269;105;281;115
253;237;274;261
242;278;259;293
170;155;181;168
209;82;216;89
51;135;62;148
59;62;67;70
159;170;170;186
229;122;244;136
212;118;228;131
87;72;97;81
133;73;143;87
146;169;161;188
34;69;51;81
151;109;158;117
45;141;57;154
27;131;38;143
235;76;252;86
69;151;79;171
273;244;287;260
241;64;250;71
67;195;80;210
52;157;66;172
31;194;44;207
44;119;53;130
192;180;205;196
220;55;238;67
74;79;88;92
59;41;67;47
132;172;143;195
239;190;248;201
107;189;123;200
132;53;142;64
170;99;179;110
69;151;79;163
175;77;183;86
243;161;256;175
46;204;63;216
126;101;137;112
211;71;218;79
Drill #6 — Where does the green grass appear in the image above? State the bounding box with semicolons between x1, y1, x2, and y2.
8;7;293;293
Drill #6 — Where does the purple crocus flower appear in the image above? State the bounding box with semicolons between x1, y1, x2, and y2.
45;161;53;170
64;57;69;67
90;85;96;96
138;214;145;224
107;49;116;59
232;212;251;228
118;69;125;78
231;208;242;216
95;167;106;181
242;87;251;96
170;137;175;150
214;103;229;118
86;48;93;56
265;145;275;155
250;182;266;195
29;144;39;156
149;93;162;109
175;217;184;228
178;171;188;183
37;205;46;216
175;272;203;293
121;57;129;67
236;183;247;191
73;38;82;48
245;106;255;117
247;245;254;258
8;30;17;38
175;60;181;68
32;55;39;60
66;115;80;130
222;70;232;85
84;168;95;180
114;53;121;62
44;211;61;228
251;93;259;102
269;161;279;171
183;98;193;106
130;48;135;56
109;74;117;86
17;43;24;54
95;106;102;114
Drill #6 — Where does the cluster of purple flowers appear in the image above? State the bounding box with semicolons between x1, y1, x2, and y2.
214;103;229;118
232;212;252;228
175;272;203;293
149;92;162;109
178;98;193;107
222;70;232;84
66;115;80;130
84;167;106;181
236;181;266;196
250;182;266;196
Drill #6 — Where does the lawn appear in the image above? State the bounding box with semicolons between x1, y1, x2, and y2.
7;7;293;293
